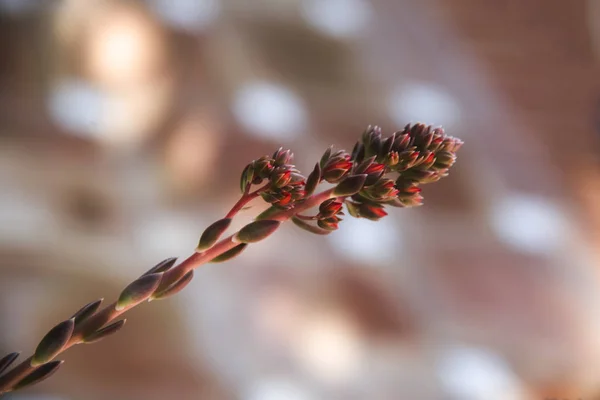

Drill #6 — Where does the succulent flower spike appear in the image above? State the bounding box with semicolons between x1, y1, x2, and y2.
0;123;462;395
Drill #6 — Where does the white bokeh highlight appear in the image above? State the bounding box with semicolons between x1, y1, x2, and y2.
47;80;105;139
300;0;373;39
146;0;220;32
389;83;461;129
489;194;570;254
233;81;307;141
437;346;526;400
328;216;402;266
245;378;316;400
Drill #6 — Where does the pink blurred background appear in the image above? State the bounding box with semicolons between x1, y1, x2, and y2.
1;0;600;399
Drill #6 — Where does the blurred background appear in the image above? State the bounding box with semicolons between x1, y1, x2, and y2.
1;0;600;399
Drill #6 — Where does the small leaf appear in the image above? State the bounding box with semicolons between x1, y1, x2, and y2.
240;163;255;193
333;174;367;197
83;320;126;344
320;146;333;168
234;220;281;243
304;163;321;197
142;257;177;276
13;360;63;390
291;216;331;235
31;319;75;367
210;243;247;263
255;206;281;221
151;271;194;300
345;201;361;218
197;218;232;251
0;352;20;376
70;299;103;325
116;273;163;311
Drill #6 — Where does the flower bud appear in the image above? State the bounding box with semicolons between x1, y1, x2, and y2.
358;203;388;221
362;178;399;202
317;217;340;231
253;156;274;179
320;146;333;168
323;155;353;183
393;133;411;152
271;167;292;188
235;220;281;243
240;163;255;192
395;150;420;170
351;141;365;162
319;199;343;218
333;174;367;196
384;151;399;167
272;147;293;165
362;125;382;157
433;150;456;170
305;163;321;196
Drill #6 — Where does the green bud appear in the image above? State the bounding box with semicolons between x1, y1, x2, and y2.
304;163;321;197
234;220;281;243
240;163;255;193
197;218;232;251
320;146;333;168
345;201;361;218
151;271;194;300
70;299;103;326
142;257;177;276
273;147;293;165
333;174;367;197
83;320;126;344
14;360;64;390
210;243;248;262
31;319;75;367
0;352;20;376
291;216;332;235
255;206;282;221
116;273;163;311
317;217;339;230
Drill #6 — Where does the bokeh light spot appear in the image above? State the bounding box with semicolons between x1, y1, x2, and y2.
232;81;307;141
146;0;220;32
328;216;402;266
300;0;373;39
437;346;525;400
245;378;316;400
389;83;461;129
489;194;569;254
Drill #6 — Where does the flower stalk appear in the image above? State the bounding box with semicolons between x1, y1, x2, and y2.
0;123;462;395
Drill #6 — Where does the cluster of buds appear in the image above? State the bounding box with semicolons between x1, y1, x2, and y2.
240;148;307;208
342;123;462;221
316;199;344;230
239;123;462;234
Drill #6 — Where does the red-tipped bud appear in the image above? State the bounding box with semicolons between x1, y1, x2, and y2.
393;133;411;151
385;151;400;167
272;147;293;165
253;156;275;179
319;199;344;218
271;168;292;188
395;150;420;170
433;150;456;170
362;178;399;201
358;203;388;221
317;217;339;231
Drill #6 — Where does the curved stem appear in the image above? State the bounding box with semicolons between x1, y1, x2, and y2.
0;187;334;394
224;183;270;219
